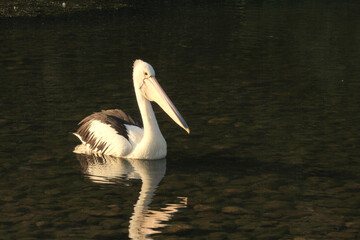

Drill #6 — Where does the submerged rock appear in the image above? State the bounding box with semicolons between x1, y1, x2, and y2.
193;204;215;212
164;223;193;233
221;206;243;214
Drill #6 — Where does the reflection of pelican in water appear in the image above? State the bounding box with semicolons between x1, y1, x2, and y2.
78;154;138;184
76;154;187;240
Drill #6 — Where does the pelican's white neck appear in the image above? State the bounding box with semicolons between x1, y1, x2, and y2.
135;89;161;136
131;87;166;159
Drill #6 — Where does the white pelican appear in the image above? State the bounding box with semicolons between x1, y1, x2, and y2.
74;59;189;159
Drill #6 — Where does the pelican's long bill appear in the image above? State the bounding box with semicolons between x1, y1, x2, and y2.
145;76;190;134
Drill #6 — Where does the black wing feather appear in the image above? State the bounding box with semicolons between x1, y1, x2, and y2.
76;109;143;152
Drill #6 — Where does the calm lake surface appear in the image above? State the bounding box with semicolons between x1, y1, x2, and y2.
1;1;360;239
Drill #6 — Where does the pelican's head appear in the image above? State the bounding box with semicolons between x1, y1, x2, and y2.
133;59;190;134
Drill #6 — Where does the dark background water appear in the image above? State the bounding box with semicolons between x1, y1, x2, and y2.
0;1;360;239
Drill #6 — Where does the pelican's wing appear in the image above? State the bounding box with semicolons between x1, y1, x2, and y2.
74;109;143;156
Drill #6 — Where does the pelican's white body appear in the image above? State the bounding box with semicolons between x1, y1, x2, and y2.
74;99;167;159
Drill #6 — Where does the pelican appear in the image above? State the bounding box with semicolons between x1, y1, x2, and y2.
74;59;189;159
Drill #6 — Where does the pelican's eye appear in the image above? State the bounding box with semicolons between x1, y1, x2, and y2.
144;72;148;77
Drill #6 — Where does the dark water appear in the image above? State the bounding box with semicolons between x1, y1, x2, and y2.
1;1;360;239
